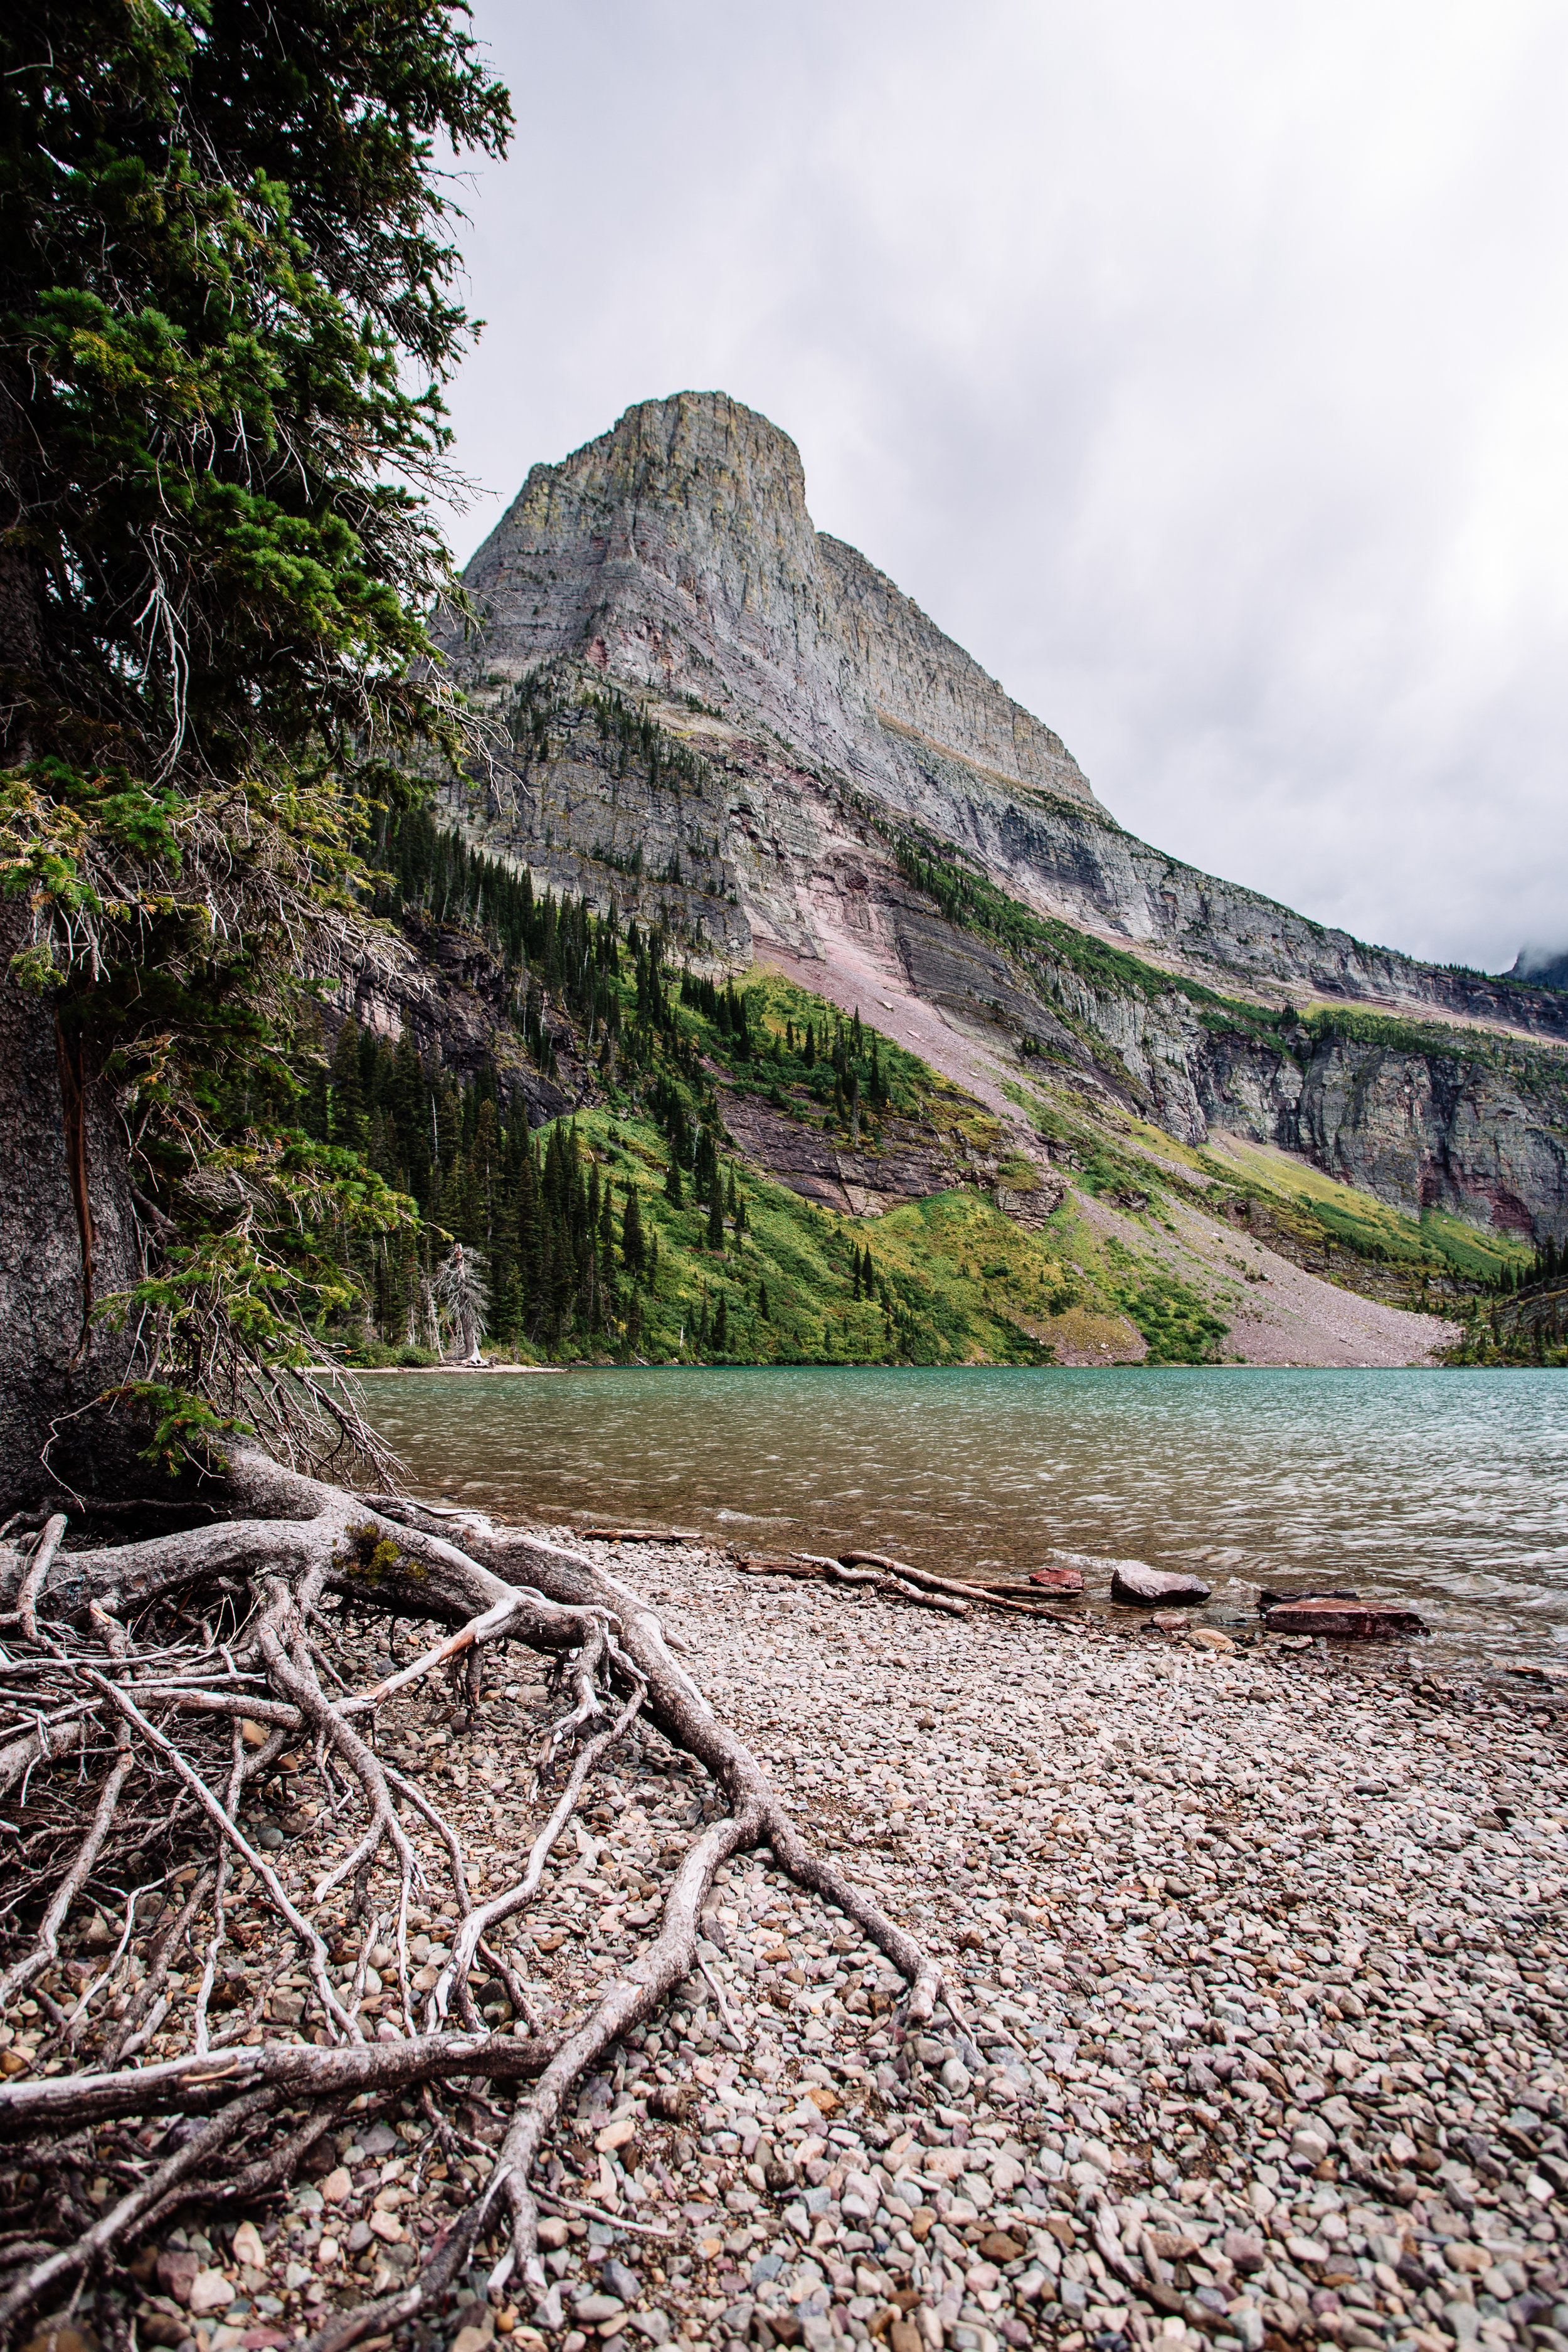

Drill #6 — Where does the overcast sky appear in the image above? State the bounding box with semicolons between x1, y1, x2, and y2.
432;0;1568;972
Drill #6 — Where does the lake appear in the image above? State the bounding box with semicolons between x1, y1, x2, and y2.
361;1366;1568;1668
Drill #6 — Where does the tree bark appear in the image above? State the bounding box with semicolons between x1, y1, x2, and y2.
0;903;142;1510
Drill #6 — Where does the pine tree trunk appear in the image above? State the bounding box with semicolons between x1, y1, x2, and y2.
0;907;142;1508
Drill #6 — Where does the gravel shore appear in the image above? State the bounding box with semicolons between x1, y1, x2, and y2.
103;1540;1568;2352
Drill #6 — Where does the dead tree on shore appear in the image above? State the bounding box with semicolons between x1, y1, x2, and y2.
0;1449;948;2351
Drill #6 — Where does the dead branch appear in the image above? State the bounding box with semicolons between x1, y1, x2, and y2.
735;1550;969;1614
838;1549;1077;1614
8;1515;67;1642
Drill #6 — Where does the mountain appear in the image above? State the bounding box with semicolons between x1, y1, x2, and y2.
1512;948;1568;992
361;388;1568;1366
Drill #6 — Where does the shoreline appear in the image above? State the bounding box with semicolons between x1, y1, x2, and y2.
89;1530;1568;2352
587;1536;1568;2352
312;1360;1519;1377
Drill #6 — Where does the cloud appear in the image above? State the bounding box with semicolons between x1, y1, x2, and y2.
432;0;1568;970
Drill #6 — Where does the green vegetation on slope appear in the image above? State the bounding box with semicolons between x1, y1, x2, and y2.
322;794;1550;1369
310;881;1237;1367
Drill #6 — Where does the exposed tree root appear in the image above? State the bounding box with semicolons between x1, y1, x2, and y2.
0;1448;950;2349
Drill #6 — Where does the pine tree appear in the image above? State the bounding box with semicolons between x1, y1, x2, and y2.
714;1294;729;1353
622;1186;645;1275
330;1019;368;1152
599;1183;615;1280
707;1187;725;1252
758;1279;771;1321
665;1153;684;1207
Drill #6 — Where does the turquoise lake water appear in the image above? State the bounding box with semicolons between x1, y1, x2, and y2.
361;1367;1568;1667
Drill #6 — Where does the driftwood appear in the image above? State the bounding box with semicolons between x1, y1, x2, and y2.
0;1450;950;2350
761;1550;1072;1619
569;1526;706;1545
734;1552;970;1616
736;1547;1078;1619
835;1550;1067;1617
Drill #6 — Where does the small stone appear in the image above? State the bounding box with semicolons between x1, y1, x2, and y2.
253;1823;284;1851
600;2259;642;2303
1029;1565;1084;1593
346;2222;373;2254
1188;1626;1236;1653
1110;1562;1212;1607
596;2116;637;2153
452;2329;493;2352
537;2217;571;2250
978;2231;1024;2262
157;2250;200;2305
573;2295;624;2324
21;2328;101;2352
135;2320;186;2349
187;2271;234;2316
231;2222;265;2270
320;2168;352;2204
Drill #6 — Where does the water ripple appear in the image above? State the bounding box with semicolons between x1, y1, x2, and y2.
364;1367;1568;1666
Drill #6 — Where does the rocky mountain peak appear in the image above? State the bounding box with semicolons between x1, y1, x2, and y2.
455;388;1098;812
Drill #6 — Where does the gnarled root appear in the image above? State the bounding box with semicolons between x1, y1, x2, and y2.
0;1448;946;2349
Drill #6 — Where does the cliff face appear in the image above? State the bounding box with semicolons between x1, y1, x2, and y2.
453;391;1097;815
437;389;1568;1243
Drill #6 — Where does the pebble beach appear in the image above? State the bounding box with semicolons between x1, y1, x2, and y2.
105;1540;1568;2352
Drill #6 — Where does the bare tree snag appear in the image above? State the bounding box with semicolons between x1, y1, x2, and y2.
0;1446;950;2347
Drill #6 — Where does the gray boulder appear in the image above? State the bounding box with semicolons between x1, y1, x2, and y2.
1110;1560;1212;1607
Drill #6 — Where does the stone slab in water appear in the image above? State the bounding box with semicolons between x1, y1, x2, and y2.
1258;1586;1360;1614
1264;1596;1428;1639
1029;1564;1085;1593
1109;1561;1212;1606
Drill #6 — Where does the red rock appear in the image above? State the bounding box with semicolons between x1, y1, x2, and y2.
1264;1596;1426;1639
1029;1565;1084;1593
156;2250;199;2306
1259;1587;1360;1614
